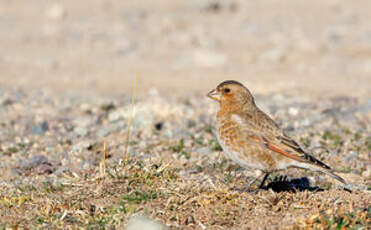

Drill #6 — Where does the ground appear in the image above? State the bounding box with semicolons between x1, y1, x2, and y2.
0;0;370;229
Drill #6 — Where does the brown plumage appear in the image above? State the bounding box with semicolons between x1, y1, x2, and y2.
207;80;347;189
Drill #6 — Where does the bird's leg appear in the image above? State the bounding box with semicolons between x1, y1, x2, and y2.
244;172;268;192
259;173;270;189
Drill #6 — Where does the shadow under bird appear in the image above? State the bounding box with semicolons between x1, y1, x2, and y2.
207;80;349;191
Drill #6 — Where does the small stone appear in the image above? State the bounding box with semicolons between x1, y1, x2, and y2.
197;147;212;154
187;120;196;128
10;168;21;176
301;118;312;127
73;116;94;127
19;155;50;170
72;141;91;152
127;215;168;230
96;123;122;138
80;103;93;113
35;163;54;174
359;98;371;113
100;102;116;112
32;121;49;135
74;126;88;137
108;109;124;122
344;151;358;162
54;166;69;176
1;98;13;106
288;107;299;116
362;167;371;178
154;122;163;131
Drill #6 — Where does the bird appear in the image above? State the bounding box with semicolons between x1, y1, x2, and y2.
207;80;348;190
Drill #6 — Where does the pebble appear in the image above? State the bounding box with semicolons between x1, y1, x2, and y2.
71;141;91;152
32;121;49;135
127;215;168;230
361;167;371;178
18;155;53;175
54;166;69;176
0;97;13;106
74;126;88;137
288;107;299;116
108;109;124;122
96;122;124;138
35;163;54;174
344;151;358;162
196;147;212;154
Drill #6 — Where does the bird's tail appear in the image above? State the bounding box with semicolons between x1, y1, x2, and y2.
300;163;348;185
320;168;346;185
320;168;353;192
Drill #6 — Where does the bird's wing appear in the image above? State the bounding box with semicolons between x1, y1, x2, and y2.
234;111;331;170
263;134;331;170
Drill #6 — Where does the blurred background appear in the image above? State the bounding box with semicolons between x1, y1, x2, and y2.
1;0;370;98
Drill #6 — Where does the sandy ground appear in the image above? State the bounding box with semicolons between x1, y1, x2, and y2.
0;0;370;98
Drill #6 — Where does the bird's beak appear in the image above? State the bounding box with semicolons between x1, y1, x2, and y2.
207;89;220;102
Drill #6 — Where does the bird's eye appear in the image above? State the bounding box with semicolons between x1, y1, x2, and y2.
224;88;231;93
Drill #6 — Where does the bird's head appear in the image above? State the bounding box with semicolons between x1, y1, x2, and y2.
207;80;255;112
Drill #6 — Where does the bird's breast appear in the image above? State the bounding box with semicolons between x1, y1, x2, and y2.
216;117;268;171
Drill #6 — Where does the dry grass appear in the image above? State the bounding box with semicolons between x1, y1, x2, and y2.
0;152;369;229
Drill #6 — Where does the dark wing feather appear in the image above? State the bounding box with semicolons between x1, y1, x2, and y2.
237;109;332;170
277;134;331;170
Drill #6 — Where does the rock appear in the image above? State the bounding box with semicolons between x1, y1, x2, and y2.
19;155;48;170
54;166;69;176
96;122;123;138
9;168;22;177
71;141;91;152
100;102;116;112
362;167;371;178
127;215;168;230
288;107;299;116
0;97;13;106
73;116;95;127
344;151;358;162
154;122;163;131
74;126;88;137
359;98;371;114
32;121;49;135
108;109;123;122
196;147;212;154
19;155;53;174
35;163;54;174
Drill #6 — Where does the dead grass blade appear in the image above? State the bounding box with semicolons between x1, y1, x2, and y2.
123;71;140;166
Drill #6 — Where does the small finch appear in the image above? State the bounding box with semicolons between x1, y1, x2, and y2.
207;80;347;190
